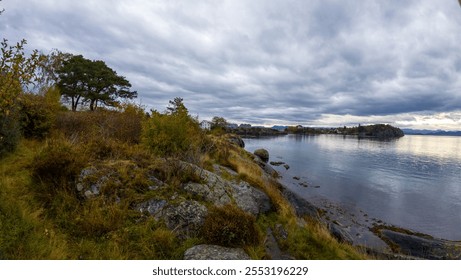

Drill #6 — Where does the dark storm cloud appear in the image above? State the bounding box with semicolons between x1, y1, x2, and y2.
2;0;461;128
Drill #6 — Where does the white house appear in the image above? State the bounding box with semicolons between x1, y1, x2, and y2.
200;120;212;130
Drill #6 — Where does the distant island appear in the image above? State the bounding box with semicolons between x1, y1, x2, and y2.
402;129;461;136
228;124;405;139
286;124;405;139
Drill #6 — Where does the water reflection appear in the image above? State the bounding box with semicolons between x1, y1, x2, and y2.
244;135;461;240
395;135;461;162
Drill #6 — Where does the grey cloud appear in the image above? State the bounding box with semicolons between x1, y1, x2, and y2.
2;0;461;128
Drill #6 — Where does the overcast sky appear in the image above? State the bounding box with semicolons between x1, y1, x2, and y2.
1;0;461;130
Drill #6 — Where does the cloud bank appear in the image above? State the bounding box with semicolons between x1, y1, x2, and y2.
1;0;461;129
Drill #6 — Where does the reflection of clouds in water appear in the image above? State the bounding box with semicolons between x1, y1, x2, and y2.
395;135;461;163
311;134;461;164
244;134;461;240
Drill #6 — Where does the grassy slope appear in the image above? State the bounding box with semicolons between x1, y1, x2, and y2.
0;140;70;259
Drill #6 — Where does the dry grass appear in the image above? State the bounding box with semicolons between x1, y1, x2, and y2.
201;204;262;247
0;140;70;259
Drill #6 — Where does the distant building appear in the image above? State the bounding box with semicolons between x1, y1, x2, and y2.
200;120;212;130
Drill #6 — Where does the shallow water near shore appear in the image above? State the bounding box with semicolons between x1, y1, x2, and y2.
244;134;461;243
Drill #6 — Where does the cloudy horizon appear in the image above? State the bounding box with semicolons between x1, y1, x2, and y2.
1;0;461;130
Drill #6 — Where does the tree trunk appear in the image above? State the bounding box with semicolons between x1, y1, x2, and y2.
89;99;95;111
71;96;77;111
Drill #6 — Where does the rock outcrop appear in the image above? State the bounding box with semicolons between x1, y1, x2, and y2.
76;160;149;200
254;148;269;163
181;162;272;217
226;134;245;148
162;200;208;237
253;154;279;178
282;189;319;219
184;244;251;260
135;199;168;218
372;225;461;260
328;223;353;244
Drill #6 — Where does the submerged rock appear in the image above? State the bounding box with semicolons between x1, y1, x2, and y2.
372;225;461;260
184;244;250;260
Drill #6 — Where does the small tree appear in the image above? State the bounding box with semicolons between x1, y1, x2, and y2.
1;6;42;156
166;97;188;115
1;39;41;114
142;98;205;160
211;116;228;129
33;49;72;94
57;54;137;111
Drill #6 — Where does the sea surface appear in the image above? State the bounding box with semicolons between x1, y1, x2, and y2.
244;134;461;241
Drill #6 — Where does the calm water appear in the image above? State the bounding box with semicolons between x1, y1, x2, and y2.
244;134;461;240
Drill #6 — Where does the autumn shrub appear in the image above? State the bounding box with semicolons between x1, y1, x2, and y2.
55;105;145;144
30;137;86;198
17;93;58;139
142;110;207;161
54;111;91;141
85;137;128;160
108;103;146;144
201;204;261;247
0;112;21;157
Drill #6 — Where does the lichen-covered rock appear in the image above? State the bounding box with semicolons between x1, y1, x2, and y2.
162;200;208;237
184;244;250;260
182;182;231;206
136;199;168;218
76;160;165;200
181;163;272;216
148;176;167;191
76;165;122;199
231;181;272;216
254;148;269;163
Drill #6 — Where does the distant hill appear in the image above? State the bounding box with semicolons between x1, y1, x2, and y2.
402;129;461;136
271;125;288;131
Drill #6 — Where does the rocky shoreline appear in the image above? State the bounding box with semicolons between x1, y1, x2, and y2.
254;148;461;260
72;134;461;260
